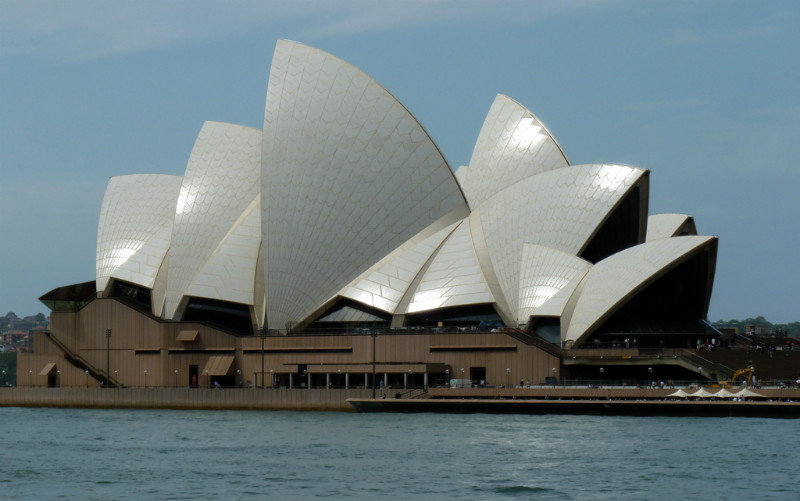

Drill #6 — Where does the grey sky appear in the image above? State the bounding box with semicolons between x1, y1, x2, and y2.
1;0;798;322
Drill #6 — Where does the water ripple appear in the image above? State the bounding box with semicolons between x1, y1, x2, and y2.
0;409;797;500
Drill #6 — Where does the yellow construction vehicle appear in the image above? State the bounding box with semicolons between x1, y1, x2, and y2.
718;366;755;388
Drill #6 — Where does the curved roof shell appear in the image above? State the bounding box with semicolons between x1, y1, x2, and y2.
561;235;717;345
86;40;718;337
518;244;591;323
406;219;495;314
261;40;469;329
475;163;647;323
456;94;569;209
338;220;460;314
96;174;182;296
164;121;262;319
183;196;262;309
646;213;697;241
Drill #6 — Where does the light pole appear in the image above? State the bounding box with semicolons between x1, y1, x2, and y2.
114;370;119;387
599;367;604;386
28;369;32;387
445;369;449;387
174;369;179;387
236;369;241;388
371;327;377;398
144;369;148;388
105;328;112;387
85;370;89;387
204;369;209;388
506;367;511;388
269;369;274;389
552;367;557;385
56;370;61;387
260;326;267;389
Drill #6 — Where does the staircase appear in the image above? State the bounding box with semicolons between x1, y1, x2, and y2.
399;388;428;399
44;331;121;387
505;329;561;357
674;349;734;382
562;346;734;381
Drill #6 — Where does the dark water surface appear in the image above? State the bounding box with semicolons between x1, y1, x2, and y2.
1;407;797;500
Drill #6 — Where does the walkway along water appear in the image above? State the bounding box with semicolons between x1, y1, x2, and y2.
2;386;800;416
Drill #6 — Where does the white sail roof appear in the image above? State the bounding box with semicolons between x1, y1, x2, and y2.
96;174;182;295
88;40;718;336
338;221;460;314
406;219;495;314
475;163;646;323
518;244;592;323
561;235;717;345
164;122;262;319
646;213;697;241
261;40;469;329
183;196;262;308
455;94;569;210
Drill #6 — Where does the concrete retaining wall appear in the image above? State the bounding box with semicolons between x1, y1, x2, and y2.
0;387;374;411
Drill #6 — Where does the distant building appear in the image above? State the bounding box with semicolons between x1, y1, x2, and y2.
21;41;718;389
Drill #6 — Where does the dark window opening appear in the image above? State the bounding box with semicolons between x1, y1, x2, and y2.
109;280;152;310
183;297;253;335
404;304;502;328
470;367;486;386
306;298;391;333
39;281;96;312
580;186;642;264
587;247;713;348
527;316;561;344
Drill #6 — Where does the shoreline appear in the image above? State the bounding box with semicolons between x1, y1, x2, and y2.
347;398;800;418
2;386;799;417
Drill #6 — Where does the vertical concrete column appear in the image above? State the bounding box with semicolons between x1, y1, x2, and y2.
345;373;349;389
307;372;311;389
423;373;428;388
403;372;408;389
326;373;331;388
364;373;368;389
289;373;293;389
384;373;388;390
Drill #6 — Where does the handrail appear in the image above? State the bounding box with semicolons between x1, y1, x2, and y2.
44;331;121;387
111;297;249;337
677;349;734;379
562;346;735;380
505;329;561;357
398;388;428;399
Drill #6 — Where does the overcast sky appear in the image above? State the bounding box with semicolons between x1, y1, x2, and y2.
1;0;798;322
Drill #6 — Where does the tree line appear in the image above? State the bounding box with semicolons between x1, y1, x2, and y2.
712;316;799;337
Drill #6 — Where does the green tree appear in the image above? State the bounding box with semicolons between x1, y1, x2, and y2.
0;352;17;386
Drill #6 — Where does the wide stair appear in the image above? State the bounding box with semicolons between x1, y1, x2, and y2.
674;349;734;381
44;331;122;387
563;345;734;381
505;329;561;357
397;388;428;399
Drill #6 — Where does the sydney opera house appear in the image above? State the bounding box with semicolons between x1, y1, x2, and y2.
21;41;720;390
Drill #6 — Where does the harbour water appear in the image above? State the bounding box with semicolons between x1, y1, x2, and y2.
1;407;797;500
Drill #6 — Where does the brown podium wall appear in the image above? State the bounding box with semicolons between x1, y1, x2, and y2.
19;298;560;389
